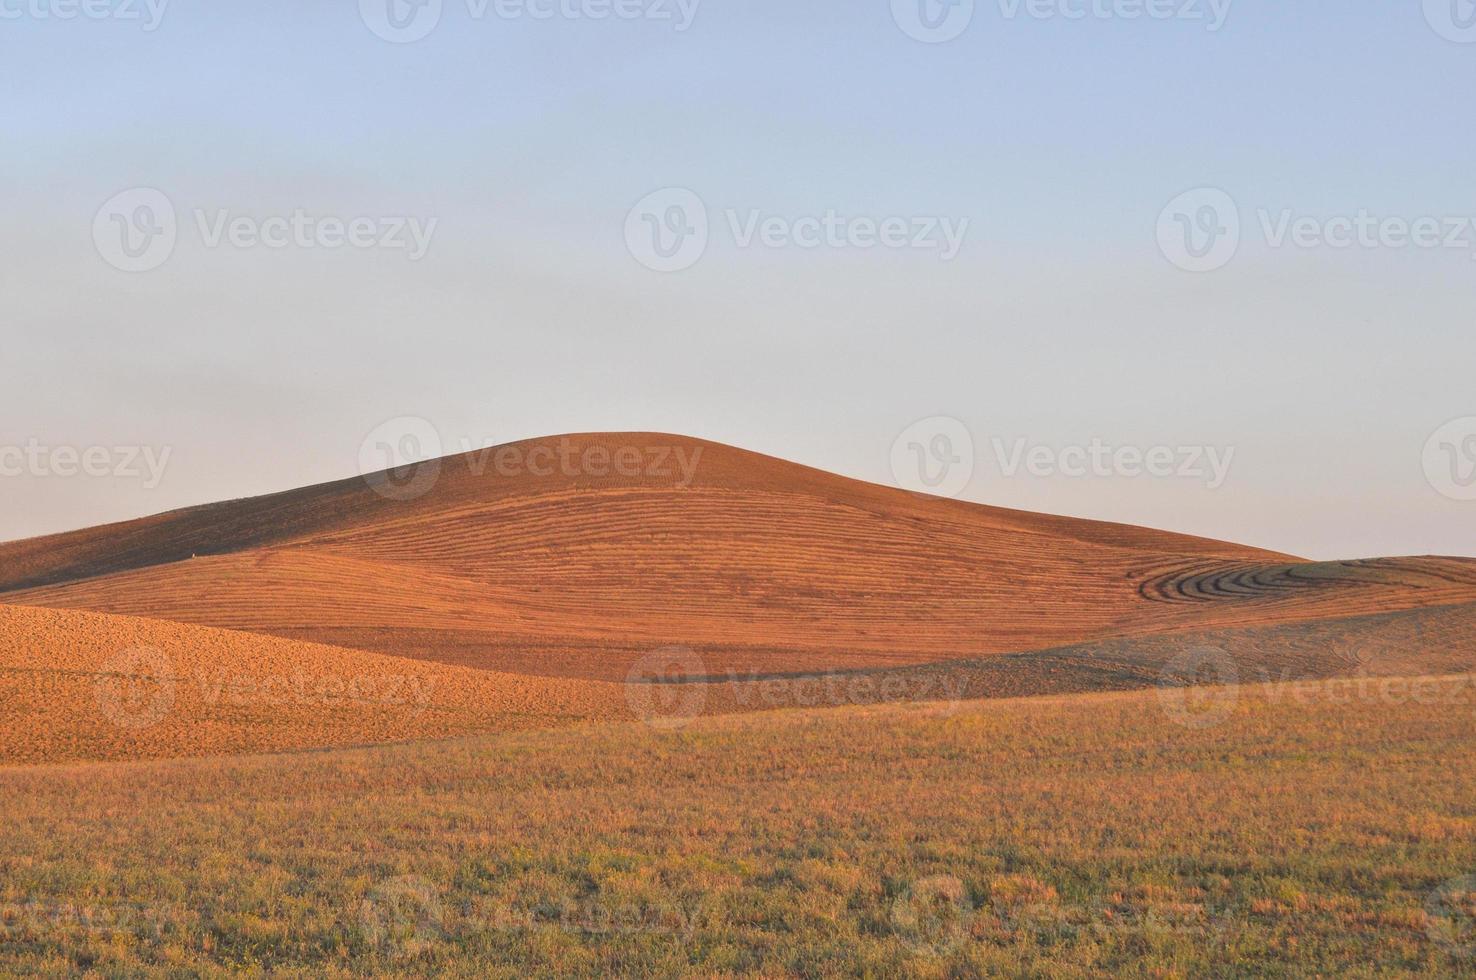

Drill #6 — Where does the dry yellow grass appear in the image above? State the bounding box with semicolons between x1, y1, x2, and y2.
1;674;1473;976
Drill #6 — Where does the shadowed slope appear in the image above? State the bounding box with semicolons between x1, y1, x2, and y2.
3;433;1474;681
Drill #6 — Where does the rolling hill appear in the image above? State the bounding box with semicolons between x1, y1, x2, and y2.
3;433;1474;686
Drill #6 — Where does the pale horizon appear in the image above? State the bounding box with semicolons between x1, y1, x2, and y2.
4;1;1475;560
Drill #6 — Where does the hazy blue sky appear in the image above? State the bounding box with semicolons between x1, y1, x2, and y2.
3;0;1474;559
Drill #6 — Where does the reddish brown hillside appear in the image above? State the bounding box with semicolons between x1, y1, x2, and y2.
3;433;1474;680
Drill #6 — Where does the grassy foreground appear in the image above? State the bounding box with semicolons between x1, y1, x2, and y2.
2;676;1474;977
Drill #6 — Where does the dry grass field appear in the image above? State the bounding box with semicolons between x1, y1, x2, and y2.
2;676;1474;977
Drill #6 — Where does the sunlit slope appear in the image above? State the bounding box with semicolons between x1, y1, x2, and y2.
5;596;1472;764
0;603;625;764
3;433;1474;680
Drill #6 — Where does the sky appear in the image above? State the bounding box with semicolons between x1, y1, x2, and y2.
3;0;1474;559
